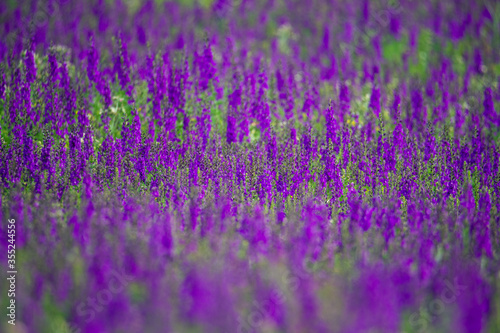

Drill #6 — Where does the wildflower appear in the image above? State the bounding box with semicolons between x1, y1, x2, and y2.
369;85;381;118
24;44;37;84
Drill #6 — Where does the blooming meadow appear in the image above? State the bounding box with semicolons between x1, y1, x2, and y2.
0;0;500;332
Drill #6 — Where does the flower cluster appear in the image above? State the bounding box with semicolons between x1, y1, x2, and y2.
0;0;499;332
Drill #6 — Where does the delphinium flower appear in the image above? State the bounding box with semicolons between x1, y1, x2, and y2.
339;82;350;123
68;128;83;186
390;15;401;38
391;91;401;121
100;133;117;184
251;276;288;331
40;125;54;177
0;1;500;332
198;202;213;239
440;85;450;123
165;66;179;139
82;125;95;163
76;87;90;136
473;47;483;74
136;135;149;184
226;89;239;145
235;92;249;143
290;126;297;145
450;261;492;333
145;50;155;103
198;39;219;95
60;62;77;126
21;127;36;179
240;205;269;253
356;115;369;146
300;125;312;160
300;74;314;121
302;201;329;261
99;74;113;122
30;84;43;125
152;57;166;122
55;139;69;199
181;108;191;146
8;67;21;126
253;62;270;135
43;51;59;129
24;42;37;84
361;61;371;85
324;100;338;149
180;265;239;332
409;85;424;133
461;67;472;94
87;35;100;85
340;126;352;169
369;83;381;118
297;276;330;333
275;66;294;120
425;74;436;98
470;190;493;258
197;105;211;151
113;34;133;99
20;70;32;124
343;263;402;333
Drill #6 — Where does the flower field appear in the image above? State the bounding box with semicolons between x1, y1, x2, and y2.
0;0;500;332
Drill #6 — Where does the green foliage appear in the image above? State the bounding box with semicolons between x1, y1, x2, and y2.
408;28;433;80
382;34;408;66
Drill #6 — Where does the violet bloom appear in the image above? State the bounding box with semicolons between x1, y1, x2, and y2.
290;127;297;145
0;67;5;100
199;40;218;92
369;84;381;118
114;34;132;98
339;82;350;121
453;263;492;333
473;48;483;74
391;92;401;120
343;264;401;333
99;75;112;111
455;104;465;136
390;16;400;37
226;113;237;144
87;35;99;84
24;45;37;84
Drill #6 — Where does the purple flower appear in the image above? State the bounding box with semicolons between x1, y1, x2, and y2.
369;85;381;118
87;35;100;84
24;46;37;84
